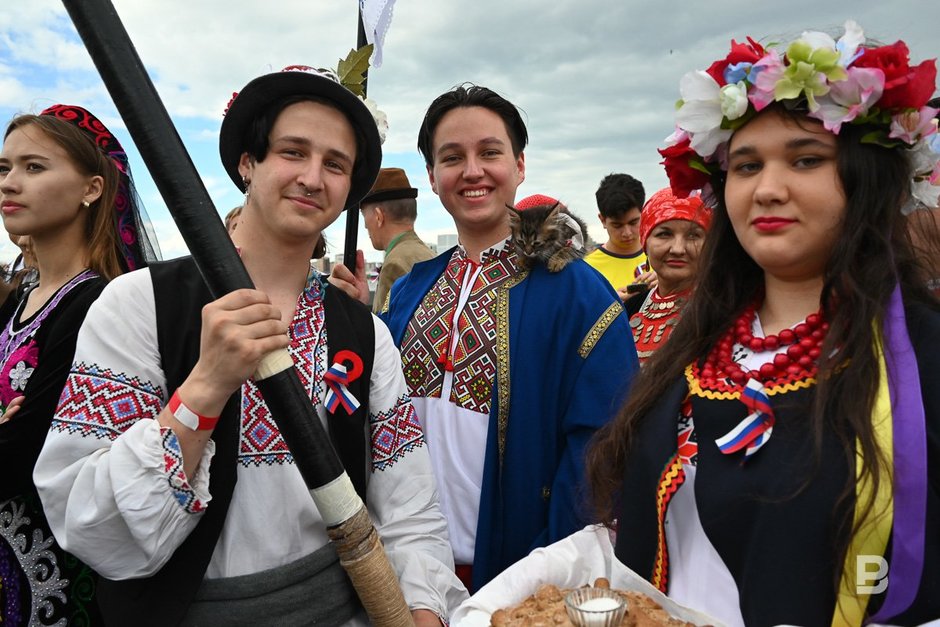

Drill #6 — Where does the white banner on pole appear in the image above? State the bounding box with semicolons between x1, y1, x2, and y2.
359;0;397;67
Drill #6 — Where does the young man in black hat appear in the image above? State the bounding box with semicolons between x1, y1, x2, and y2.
35;66;464;625
360;167;435;312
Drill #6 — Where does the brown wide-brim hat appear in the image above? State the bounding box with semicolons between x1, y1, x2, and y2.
359;167;418;205
219;66;382;210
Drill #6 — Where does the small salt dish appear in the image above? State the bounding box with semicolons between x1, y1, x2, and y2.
564;587;627;627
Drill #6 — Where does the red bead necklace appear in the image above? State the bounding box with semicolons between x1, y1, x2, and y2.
698;303;829;392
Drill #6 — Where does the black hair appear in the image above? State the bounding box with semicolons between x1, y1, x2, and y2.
241;94;366;184
595;173;646;218
417;83;528;167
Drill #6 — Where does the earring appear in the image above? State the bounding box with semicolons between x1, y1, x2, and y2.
82;200;90;208
242;176;250;199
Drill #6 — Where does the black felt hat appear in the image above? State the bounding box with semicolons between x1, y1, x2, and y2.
219;66;382;210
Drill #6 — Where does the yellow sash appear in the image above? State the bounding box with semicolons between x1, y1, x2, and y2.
832;341;894;626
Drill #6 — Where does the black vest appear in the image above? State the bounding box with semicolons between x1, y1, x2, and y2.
96;257;374;626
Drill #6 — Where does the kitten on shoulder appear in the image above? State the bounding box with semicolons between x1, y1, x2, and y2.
508;202;589;272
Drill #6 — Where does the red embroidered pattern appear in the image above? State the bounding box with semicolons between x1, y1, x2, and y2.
677;398;698;465
160;427;205;513
371;395;425;471
239;285;326;467
400;246;521;414
52;362;164;440
41;104;120;153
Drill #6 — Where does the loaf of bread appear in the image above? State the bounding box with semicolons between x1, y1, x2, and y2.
488;578;702;627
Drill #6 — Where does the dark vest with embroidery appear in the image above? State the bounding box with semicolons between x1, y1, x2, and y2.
95;257;374;626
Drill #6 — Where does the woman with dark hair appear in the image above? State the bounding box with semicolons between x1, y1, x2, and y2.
588;22;939;626
0;104;156;625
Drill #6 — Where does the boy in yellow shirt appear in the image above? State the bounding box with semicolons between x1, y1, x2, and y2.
584;173;650;298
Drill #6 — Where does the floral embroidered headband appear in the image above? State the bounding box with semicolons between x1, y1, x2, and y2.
659;20;940;207
40;104;156;271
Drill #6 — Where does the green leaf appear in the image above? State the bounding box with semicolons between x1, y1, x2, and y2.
337;44;374;97
689;159;714;175
860;130;903;149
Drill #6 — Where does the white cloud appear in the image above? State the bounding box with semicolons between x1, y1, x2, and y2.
0;0;936;267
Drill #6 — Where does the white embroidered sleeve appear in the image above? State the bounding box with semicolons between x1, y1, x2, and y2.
365;315;469;618
33;269;215;580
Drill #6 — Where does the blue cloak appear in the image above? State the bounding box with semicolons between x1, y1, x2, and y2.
382;249;639;590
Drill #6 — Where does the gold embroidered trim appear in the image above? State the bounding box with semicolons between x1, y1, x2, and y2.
496;270;528;464
379;289;391;314
684;364;818;400
652;453;685;593
578;302;624;358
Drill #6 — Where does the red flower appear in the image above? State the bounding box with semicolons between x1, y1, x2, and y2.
659;140;711;199
854;42;938;110
705;37;766;86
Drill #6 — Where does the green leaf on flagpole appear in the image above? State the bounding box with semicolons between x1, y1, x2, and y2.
337;44;374;97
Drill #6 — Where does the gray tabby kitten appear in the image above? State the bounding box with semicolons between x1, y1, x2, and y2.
508;202;589;272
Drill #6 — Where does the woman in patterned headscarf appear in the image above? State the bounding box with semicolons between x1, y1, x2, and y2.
0;104;157;625
625;188;711;364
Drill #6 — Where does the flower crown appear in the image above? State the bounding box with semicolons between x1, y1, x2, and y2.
660;20;939;206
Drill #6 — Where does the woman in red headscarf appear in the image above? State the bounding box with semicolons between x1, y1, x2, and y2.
625;188;711;364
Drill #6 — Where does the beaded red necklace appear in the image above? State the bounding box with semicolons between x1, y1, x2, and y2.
697;302;829;394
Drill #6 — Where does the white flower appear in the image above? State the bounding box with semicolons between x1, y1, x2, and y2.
9;361;33;391
836;20;865;67
797;29;837;54
719;82;749;120
911;179;940;211
799;20;865;68
675;70;733;156
663;127;690;147
906;141;940;211
360;97;388;145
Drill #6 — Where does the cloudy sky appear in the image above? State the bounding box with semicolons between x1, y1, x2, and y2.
0;0;936;263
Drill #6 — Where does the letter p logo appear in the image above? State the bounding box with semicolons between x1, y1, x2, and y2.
857;555;888;595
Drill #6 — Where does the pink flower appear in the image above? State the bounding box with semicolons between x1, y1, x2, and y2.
749;51;786;111
809;67;885;133
889;107;939;144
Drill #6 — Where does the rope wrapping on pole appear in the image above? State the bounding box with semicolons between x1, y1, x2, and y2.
60;1;413;624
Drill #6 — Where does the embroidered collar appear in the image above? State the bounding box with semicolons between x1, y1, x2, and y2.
456;237;512;264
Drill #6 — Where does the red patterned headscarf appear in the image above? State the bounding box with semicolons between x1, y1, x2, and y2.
39;104;158;271
639;187;712;249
